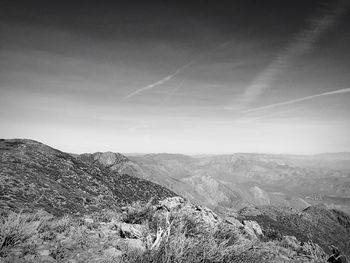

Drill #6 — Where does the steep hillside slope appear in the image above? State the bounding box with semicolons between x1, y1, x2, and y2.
239;205;350;257
0;139;176;215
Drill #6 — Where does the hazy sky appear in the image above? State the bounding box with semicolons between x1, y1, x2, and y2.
1;0;350;154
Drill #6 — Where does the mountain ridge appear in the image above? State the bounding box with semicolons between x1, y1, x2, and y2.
0;139;177;216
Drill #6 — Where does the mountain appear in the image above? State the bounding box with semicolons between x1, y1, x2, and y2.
0;139;176;215
81;152;350;214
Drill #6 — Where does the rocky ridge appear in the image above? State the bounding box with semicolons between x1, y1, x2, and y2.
0;139;176;216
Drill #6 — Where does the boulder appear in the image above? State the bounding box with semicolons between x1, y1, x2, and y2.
225;216;244;228
158;196;185;210
243;220;263;237
118;222;144;239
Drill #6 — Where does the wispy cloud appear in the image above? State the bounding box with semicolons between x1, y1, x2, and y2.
244;87;350;113
231;0;349;111
121;41;232;101
121;61;193;101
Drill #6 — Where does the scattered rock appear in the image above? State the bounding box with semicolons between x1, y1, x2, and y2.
84;218;94;224
38;249;51;257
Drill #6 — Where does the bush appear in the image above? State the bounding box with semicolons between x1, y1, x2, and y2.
49;241;69;261
0;212;49;256
92;209;121;223
122;208;257;263
51;215;72;233
121;199;155;224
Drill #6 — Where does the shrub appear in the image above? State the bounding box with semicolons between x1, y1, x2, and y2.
49;241;69;261
121;199;155;224
0;212;49;256
51;215;72;233
92;209;121;223
40;230;57;241
69;225;90;249
122;207;258;263
261;227;283;241
21;242;38;256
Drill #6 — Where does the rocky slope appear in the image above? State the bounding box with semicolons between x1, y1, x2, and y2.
0;139;176;216
238;204;350;258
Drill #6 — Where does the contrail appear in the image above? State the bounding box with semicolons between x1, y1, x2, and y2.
121;61;193;101
244;87;350;113
122;41;232;101
232;0;349;111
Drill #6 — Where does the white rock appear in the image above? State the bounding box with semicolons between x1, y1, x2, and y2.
243;220;263;236
38;249;50;256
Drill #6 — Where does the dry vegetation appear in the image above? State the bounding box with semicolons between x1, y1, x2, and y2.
0;197;331;263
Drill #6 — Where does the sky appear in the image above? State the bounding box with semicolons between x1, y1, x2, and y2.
1;0;350;154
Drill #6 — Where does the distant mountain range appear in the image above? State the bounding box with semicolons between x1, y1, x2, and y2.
80;151;350;214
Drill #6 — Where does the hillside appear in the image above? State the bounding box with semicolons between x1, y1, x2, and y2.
238;205;350;257
0;139;176;216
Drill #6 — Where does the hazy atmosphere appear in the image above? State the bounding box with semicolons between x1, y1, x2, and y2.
1;0;350;154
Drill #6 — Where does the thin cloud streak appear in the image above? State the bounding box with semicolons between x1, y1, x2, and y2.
121;61;193;101
232;0;349;110
244;87;350;113
121;41;231;101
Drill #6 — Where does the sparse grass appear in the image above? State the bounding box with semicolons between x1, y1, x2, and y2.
92;209;121;223
49;241;70;262
0;202;333;263
0;211;50;256
51;214;72;233
68;225;91;249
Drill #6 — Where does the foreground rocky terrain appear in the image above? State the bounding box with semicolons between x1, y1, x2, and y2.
0;197;333;263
